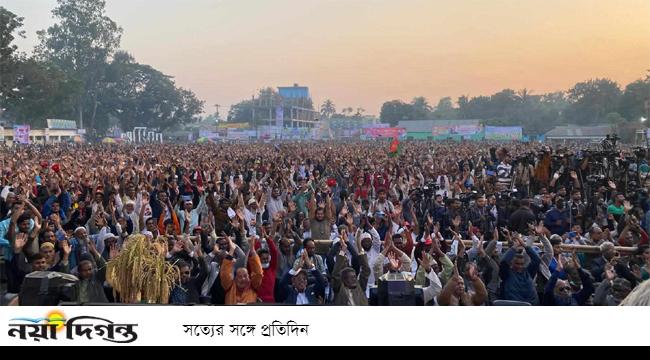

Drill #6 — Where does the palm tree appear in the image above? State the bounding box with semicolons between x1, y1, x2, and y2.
320;99;336;119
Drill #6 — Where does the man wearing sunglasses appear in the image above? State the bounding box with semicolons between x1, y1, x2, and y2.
542;252;594;306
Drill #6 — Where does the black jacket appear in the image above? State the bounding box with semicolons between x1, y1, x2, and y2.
280;269;326;305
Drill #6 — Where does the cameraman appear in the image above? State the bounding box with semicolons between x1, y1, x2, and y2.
468;195;495;239
544;198;570;236
532;193;553;222
513;156;535;199
495;147;513;191
568;189;586;230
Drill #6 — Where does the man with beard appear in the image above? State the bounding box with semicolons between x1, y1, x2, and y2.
332;239;370;305
544;198;569;236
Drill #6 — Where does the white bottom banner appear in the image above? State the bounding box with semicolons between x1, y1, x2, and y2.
2;306;649;346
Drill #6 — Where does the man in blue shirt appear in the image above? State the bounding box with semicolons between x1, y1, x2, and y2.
544;198;569;236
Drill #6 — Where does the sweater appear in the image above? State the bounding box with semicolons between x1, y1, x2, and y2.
221;254;263;305
255;238;278;303
499;247;541;305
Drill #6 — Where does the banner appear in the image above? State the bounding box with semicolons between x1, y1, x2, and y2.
199;130;219;141
47;119;77;129
217;122;250;129
362;127;406;138
227;129;255;140
431;124;481;136
2;306;646;346
14;125;30;144
484;126;523;141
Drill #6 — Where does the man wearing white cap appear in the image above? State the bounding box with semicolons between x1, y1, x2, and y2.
356;228;381;297
176;193;207;235
244;197;263;236
122;200;139;235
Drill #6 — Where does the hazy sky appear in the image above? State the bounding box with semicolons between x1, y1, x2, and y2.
4;0;650;116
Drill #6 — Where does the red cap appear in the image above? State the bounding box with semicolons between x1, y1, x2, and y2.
40;160;49;168
326;178;337;187
424;237;433;245
51;163;60;173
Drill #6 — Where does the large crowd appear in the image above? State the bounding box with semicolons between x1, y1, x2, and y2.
1;140;649;306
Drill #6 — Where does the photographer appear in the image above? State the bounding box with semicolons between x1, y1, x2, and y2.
508;199;536;235
544;198;570;237
513;156;535;199
468;196;495;239
567;189;586;230
495;148;513;191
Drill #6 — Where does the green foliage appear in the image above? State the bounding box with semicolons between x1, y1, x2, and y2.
2;1;204;132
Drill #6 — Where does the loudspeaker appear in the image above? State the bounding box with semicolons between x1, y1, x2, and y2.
19;271;79;306
374;277;421;306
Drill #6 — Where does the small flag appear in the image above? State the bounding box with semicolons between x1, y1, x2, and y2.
388;137;400;157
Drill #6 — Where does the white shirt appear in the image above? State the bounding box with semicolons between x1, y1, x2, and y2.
296;292;309;305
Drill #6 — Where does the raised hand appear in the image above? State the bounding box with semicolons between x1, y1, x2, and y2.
535;221;545;236
451;260;460;281
417;250;432;273
452;215;461;229
353;201;362;215
235;208;245;221
468;262;480;281
608;180;616;190
571;251;581;270
340;206;348;217
249;236;257;254
388;252;400;271
345;213;354;227
477;235;486;257
13;233;27;253
303;250;314;269
60;239;71;258
171;240;184;254
340;238;348;253
623;201;633;213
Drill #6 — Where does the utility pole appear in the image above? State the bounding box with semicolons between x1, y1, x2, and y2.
214;104;221;122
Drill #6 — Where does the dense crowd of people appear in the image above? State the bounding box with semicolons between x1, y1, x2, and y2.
1;140;649;306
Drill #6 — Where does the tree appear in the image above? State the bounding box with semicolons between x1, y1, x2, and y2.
618;78;650;122
320;99;336;119
35;0;123;130
0;6;25;111
354;107;365;118
432;97;457;119
3;57;81;127
564;79;621;125
96;51;203;131
380;100;413;126
228;100;253;123
411;96;432;119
